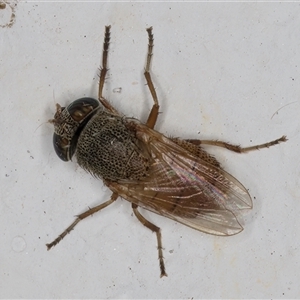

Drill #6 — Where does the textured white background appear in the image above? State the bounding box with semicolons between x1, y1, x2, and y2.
1;1;299;298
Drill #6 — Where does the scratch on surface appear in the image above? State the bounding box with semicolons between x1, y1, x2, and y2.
271;101;297;120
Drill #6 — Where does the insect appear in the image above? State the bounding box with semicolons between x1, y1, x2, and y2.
47;26;287;277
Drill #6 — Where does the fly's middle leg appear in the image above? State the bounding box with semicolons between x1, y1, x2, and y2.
132;203;167;278
46;192;118;250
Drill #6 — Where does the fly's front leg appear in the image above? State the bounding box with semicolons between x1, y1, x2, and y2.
98;25;110;99
186;135;287;153
98;25;119;115
132;203;167;278
46;193;118;250
144;27;160;129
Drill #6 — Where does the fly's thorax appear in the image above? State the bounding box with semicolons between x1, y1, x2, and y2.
76;110;151;181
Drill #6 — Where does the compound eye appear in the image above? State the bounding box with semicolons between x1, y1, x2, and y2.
53;133;73;161
52;98;99;161
67;98;99;123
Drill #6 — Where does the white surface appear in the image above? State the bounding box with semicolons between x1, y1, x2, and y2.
1;1;299;298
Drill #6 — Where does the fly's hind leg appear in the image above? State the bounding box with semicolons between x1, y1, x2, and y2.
46;193;118;250
98;25;119;115
185;135;287;153
144;27;160;129
132;203;167;278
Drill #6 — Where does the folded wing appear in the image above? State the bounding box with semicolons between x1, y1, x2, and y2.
108;125;252;236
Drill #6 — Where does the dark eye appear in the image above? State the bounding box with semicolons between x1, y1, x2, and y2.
53;133;72;161
67;98;100;123
52;97;100;161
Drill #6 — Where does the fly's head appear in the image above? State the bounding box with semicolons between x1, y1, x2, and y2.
49;97;100;161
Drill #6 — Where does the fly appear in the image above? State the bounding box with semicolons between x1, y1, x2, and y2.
47;26;287;277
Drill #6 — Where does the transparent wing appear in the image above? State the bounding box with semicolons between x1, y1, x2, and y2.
108;125;252;236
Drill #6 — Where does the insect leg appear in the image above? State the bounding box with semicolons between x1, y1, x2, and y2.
132;203;167;278
185;135;287;153
98;25;110;99
46;192;118;250
97;25;119;115
144;27;160;129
